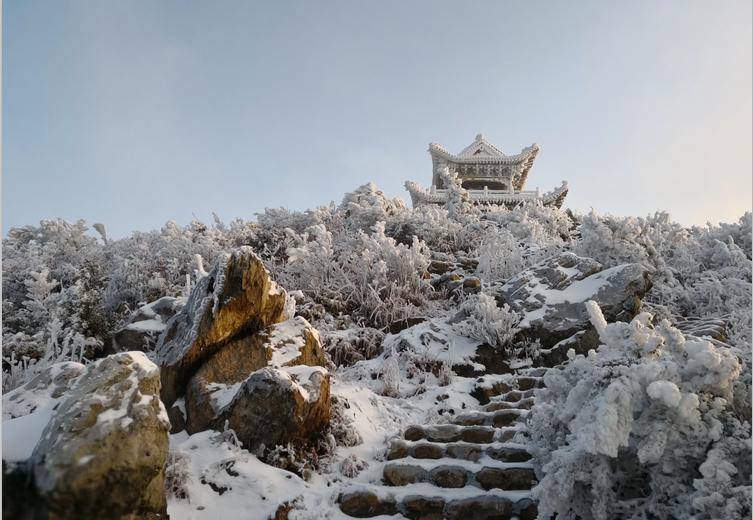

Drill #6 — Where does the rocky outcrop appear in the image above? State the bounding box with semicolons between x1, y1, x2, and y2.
27;352;170;519
184;317;327;434
214;366;331;451
108;296;185;354
493;252;651;348
155;247;288;406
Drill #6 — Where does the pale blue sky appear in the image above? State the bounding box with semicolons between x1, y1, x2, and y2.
3;1;752;238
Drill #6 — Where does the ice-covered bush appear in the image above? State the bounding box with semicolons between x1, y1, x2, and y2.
475;229;525;283
385;204;464;253
379;346;402;397
452;293;520;352
2;220;109;389
528;301;749;520
323;327;385;366
484;201;573;245
280;221;431;329
336;182;407;232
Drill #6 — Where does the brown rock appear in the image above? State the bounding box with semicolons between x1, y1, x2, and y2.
340;490;397;517
401;495;445;519
386;439;409;460
383;463;429;486
515;376;542;391
470;378;513;404
422;424;462;443
109;296;185;354
31;352;170;519
167;404;186;433
428;259;455;275
430;466;468;488
213;366;330;451
184;317;325;433
412;443;444;459
156;248;288;406
460;426;495;443
453;412;487;426
486;447;532;463
476;467;537;490
515;498;539;520
444;496;513;520
404;425;426;441
492;410;525;428
445;443;484;462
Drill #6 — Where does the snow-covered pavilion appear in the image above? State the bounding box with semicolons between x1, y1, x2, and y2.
405;134;568;208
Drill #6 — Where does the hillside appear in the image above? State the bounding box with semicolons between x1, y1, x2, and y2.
2;181;751;519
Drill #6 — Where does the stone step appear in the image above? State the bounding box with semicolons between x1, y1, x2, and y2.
489;388;536;404
339;488;537;519
404;424;526;444
514;376;544;391
520;367;548;378
387;439;532;463
471;375;545;404
383;462;537;491
453;409;528;428
484;397;535;412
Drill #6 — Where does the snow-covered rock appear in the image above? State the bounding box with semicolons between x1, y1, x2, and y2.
184;316;327;434
493;252;651;348
155;247;288;407
10;352;171;519
2;361;85;422
215;366;331;452
109;296;186;353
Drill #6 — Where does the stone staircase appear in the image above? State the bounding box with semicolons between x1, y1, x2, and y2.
339;369;546;519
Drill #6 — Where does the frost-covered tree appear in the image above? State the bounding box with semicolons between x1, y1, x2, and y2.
528;301;750;520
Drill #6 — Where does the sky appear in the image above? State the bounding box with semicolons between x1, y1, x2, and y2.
3;0;752;238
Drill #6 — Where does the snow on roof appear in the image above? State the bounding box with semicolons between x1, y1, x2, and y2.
457;133;507;158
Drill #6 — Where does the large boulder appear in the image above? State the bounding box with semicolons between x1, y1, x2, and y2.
155;247;288;406
214;366;331;451
493;252;651;348
30;352;170;519
184;316;327;433
2;362;88;519
108;296;186;354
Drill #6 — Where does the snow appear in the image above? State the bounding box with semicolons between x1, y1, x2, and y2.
205;382;243;412
125;318;165;333
2;183;750;520
167;431;315;520
2;404;56;461
268;317;310;367
381;316;483;369
646;380;682;407
516;265;622;328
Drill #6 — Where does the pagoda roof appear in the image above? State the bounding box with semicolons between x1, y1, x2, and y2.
457;133;507;158
429;136;539;166
429;135;540;188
